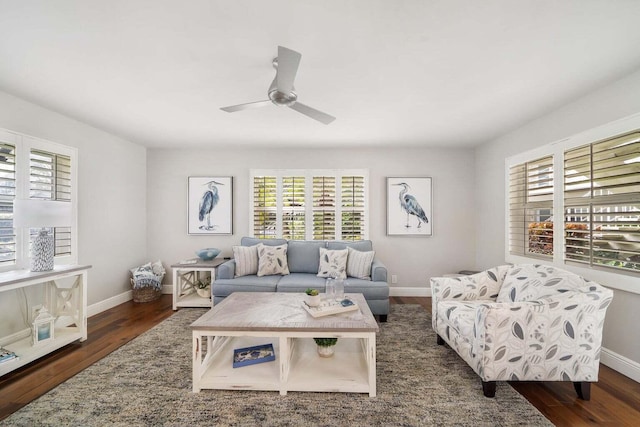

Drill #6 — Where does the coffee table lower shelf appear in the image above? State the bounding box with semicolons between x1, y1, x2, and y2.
192;333;376;396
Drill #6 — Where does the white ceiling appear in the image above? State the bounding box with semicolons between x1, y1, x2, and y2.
1;0;640;149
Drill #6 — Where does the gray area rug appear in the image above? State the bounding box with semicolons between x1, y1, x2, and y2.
2;304;552;426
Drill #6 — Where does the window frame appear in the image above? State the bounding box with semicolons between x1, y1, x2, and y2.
0;128;78;273
505;112;640;295
250;169;369;241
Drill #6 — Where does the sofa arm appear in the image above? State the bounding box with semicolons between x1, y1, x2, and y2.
431;265;510;303
216;259;236;280
473;287;613;381
371;258;387;282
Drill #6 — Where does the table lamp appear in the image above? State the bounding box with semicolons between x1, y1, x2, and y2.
13;199;72;271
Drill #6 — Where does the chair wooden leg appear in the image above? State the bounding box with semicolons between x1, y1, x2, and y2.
378;314;388;323
574;381;591;400
482;381;496;398
436;334;445;345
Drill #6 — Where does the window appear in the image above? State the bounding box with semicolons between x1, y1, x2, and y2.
30;149;73;256
508;155;554;258
0;141;16;268
251;170;368;241
0;128;77;272
506;118;640;287
312;176;336;240
253;176;277;239
341;176;365;240
564;131;640;273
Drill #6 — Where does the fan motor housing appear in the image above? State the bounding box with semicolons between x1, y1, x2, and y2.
268;77;297;107
268;89;297;107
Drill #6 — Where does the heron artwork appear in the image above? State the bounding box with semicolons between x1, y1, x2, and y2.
199;180;224;230
394;182;429;229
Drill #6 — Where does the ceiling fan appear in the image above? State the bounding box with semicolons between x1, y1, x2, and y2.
220;46;336;125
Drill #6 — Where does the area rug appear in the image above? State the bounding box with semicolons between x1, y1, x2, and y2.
1;305;552;426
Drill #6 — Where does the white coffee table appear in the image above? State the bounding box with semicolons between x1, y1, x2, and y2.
190;292;379;396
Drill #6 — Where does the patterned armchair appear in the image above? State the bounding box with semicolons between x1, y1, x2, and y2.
430;264;613;399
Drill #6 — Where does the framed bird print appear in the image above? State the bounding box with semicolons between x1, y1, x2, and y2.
188;176;233;235
386;177;432;236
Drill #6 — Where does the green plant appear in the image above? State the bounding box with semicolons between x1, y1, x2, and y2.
305;288;319;296
195;279;210;289
313;337;338;347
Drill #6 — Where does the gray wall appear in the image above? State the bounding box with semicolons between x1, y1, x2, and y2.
146;147;476;290
474;68;640;371
0;90;148;306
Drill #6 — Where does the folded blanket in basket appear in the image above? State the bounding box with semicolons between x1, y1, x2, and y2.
131;260;165;290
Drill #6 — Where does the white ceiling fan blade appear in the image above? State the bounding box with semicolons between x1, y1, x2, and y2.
220;100;271;112
276;46;301;95
289;102;336;125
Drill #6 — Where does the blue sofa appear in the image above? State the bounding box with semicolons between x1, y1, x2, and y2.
213;237;389;321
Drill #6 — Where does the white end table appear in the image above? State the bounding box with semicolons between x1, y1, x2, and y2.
171;258;225;310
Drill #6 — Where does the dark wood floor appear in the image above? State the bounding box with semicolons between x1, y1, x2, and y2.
1;295;639;425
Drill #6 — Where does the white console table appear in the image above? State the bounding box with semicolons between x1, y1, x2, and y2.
171;258;224;310
0;265;90;377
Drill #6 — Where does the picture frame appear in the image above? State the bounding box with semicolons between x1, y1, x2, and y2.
386;177;432;236
188;176;233;235
32;307;55;346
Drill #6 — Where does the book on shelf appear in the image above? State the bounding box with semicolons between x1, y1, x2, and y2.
0;347;18;364
302;298;359;318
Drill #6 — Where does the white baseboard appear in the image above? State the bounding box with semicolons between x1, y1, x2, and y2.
88;286;173;318
601;347;640;383
390;287;431;297
87;290;133;318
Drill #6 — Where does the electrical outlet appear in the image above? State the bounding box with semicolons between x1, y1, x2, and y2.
391;275;398;284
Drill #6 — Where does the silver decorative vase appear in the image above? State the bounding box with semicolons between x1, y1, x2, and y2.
31;228;54;272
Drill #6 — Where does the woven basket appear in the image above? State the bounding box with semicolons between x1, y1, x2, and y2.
130;278;162;303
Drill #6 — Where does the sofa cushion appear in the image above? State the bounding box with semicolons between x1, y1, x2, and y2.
212;276;279;297
346;246;375;280
233;245;259;277
276;273;327;293
344;278;389;300
317;247;348;278
287;240;324;274
326;240;373;252
257;243;290;276
497;264;586;303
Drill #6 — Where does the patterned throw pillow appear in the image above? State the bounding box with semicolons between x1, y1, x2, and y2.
317;247;348;278
233;245;259;277
257;243;290;276
346;247;375;280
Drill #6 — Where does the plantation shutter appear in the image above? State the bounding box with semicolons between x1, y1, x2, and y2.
312;176;336;240
0;142;16;266
282;176;305;240
564;131;640;272
341;176;365;241
253;176;277;239
29;149;72;256
508;156;554;257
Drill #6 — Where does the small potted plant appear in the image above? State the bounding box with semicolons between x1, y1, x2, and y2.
314;337;338;357
195;279;211;298
305;288;321;307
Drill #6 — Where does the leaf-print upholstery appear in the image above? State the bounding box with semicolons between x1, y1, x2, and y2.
431;264;613;390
